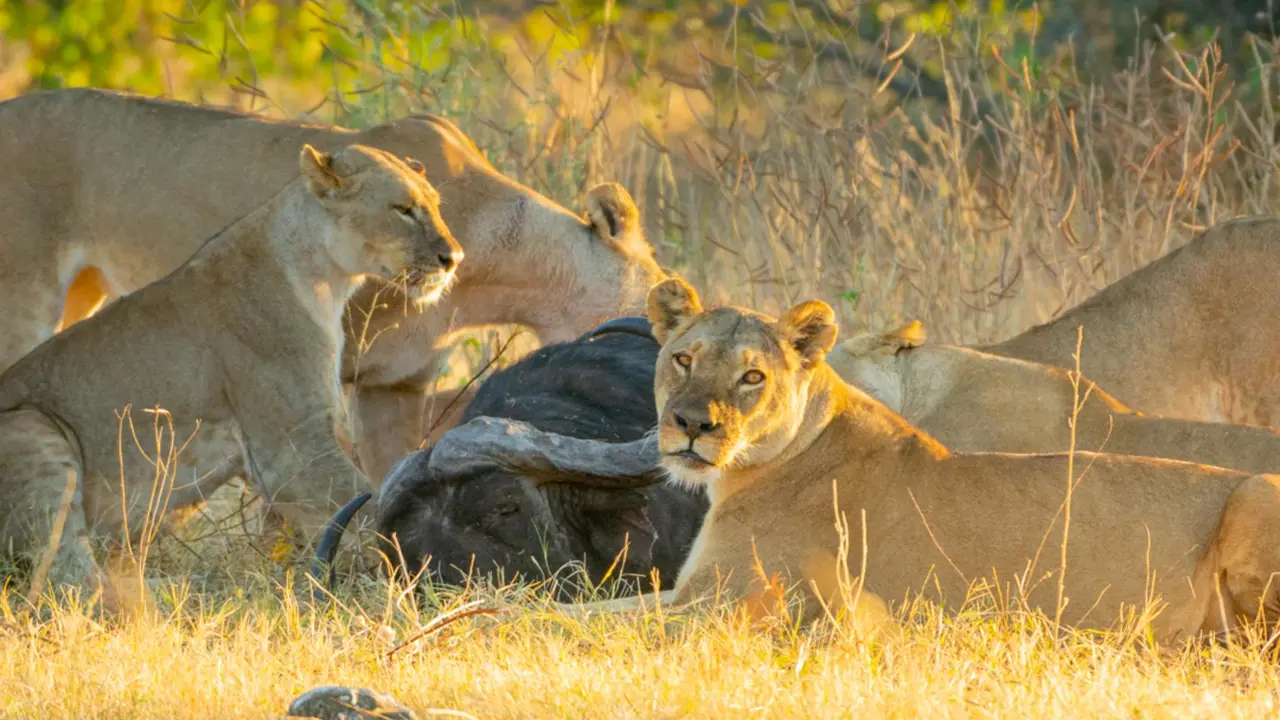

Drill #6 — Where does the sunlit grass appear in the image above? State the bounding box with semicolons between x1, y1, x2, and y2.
4;528;1280;719
3;479;1280;719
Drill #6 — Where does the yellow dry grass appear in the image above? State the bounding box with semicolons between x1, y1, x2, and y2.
4;537;1280;719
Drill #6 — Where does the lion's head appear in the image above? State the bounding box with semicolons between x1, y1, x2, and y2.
646;277;839;488
299;143;464;302
370;115;666;342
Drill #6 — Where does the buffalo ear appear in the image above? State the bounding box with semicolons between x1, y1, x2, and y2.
647;276;703;344
300;144;343;197
777;300;838;369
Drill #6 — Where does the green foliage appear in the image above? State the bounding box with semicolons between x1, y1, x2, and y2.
2;1;1271;108
0;0;361;103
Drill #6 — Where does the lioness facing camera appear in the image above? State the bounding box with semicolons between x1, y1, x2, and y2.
0;143;461;611
551;278;1280;645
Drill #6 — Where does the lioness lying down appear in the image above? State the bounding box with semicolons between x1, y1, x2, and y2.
829;321;1280;473
0;88;665;480
547;278;1280;644
983;216;1280;427
0;143;461;610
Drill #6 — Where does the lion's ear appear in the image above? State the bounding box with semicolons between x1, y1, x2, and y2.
300;144;343;197
839;332;886;358
586;183;642;245
778;300;838;369
885;320;926;350
838;320;924;359
647;276;703;344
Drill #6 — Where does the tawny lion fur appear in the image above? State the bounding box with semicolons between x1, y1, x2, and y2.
0;143;462;612
559;278;1280;646
0;88;664;481
829;321;1280;474
983;216;1280;427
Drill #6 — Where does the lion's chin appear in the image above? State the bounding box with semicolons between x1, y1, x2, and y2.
407;269;457;306
660;452;723;491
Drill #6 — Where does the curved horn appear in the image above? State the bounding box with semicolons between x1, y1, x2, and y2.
374;450;434;525
428;416;664;488
309;492;373;599
581;316;658;344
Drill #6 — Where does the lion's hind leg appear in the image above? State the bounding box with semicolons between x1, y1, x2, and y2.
1185;475;1280;640
0;407;104;608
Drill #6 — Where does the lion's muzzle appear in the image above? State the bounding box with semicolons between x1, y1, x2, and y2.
434;245;464;273
658;404;734;476
404;226;464;299
418;226;463;273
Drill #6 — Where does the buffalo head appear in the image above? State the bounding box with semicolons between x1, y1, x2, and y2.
315;319;708;600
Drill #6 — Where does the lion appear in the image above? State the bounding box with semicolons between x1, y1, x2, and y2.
548;278;1280;645
0;143;461;612
828;321;1280;473
0;88;665;480
980;216;1280;427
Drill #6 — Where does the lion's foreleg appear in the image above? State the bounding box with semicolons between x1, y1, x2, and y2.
351;382;427;484
238;401;378;549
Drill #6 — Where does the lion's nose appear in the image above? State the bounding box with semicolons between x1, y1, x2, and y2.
438;249;463;272
674;411;720;440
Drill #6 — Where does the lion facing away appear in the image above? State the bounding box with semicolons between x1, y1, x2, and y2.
0;88;665;480
551;278;1280;645
828;321;1280;474
0;143;461;611
982;216;1280;427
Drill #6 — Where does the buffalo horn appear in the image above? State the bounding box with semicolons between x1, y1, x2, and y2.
581;316;657;344
310;491;373;598
428;416;664;488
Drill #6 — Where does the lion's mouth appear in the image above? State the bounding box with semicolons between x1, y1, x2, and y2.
404;267;456;302
665;449;714;468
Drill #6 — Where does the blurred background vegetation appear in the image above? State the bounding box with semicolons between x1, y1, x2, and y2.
4;1;1277;98
2;0;1280;353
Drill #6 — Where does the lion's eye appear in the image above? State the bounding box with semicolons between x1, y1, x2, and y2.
741;369;765;385
674;353;693;369
393;204;415;218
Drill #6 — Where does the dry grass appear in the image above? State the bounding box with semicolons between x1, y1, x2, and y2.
6;2;1280;716
303;2;1280;390
5;525;1280;719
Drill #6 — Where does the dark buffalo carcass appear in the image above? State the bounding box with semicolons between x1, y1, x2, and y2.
315;318;708;599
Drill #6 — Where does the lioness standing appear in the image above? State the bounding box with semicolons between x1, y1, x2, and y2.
982;216;1280;427
0;88;665;479
556;278;1280;644
0;143;462;610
